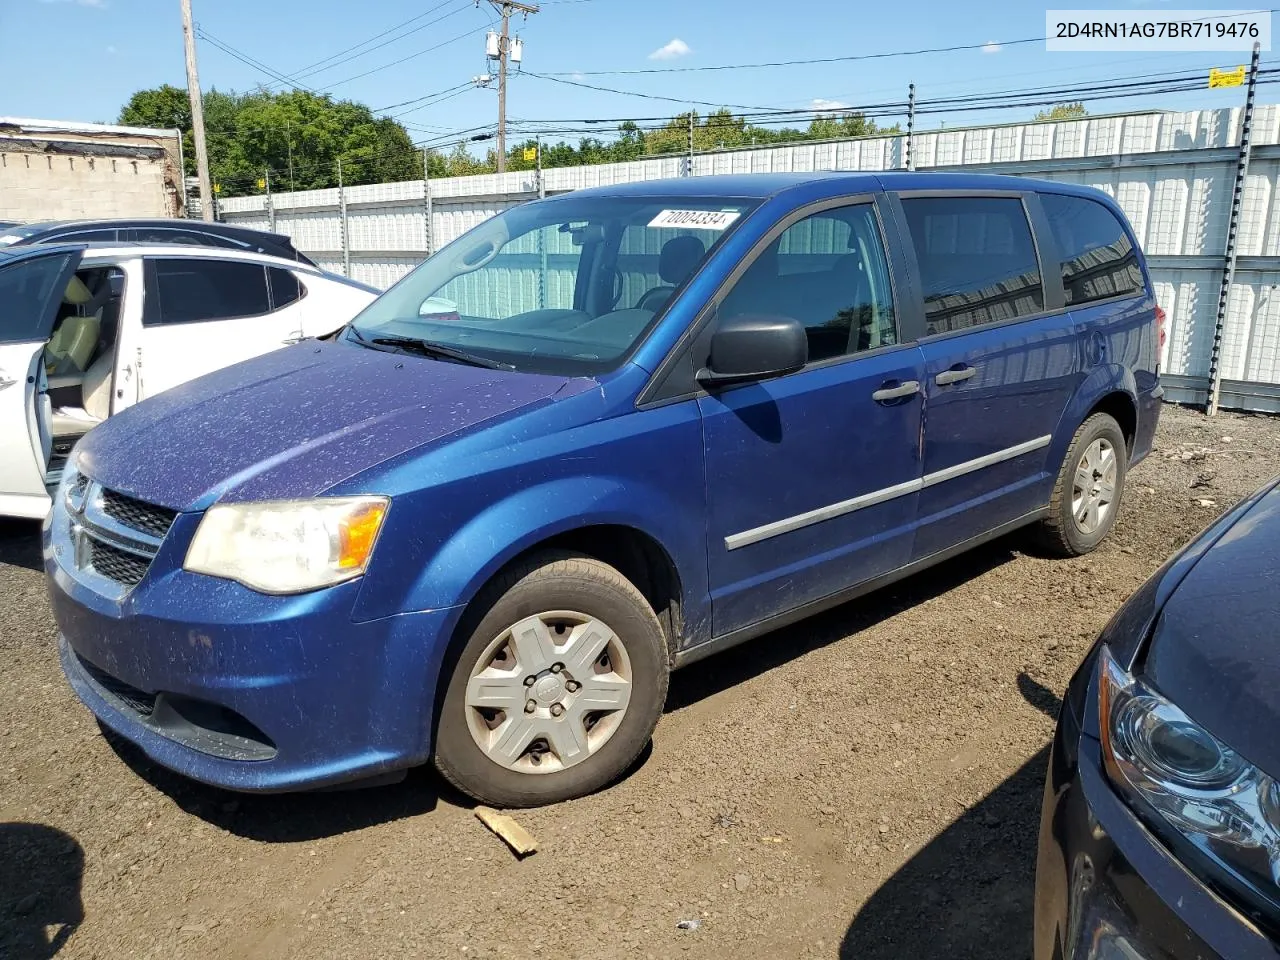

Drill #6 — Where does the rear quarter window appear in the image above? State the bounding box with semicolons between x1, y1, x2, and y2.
1040;194;1144;305
901;196;1044;335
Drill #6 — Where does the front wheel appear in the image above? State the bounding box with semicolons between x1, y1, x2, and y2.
1036;412;1128;557
433;553;669;808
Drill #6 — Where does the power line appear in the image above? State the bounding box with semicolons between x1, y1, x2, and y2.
197;28;318;92
377;82;476;113
269;0;469;84
520;71;789;111
323;19;496;89
545;8;1279;75
276;0;478;85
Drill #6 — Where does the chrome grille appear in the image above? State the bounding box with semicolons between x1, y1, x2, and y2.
52;471;174;597
100;489;177;540
87;538;151;586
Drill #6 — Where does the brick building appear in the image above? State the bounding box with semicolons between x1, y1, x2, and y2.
0;117;185;222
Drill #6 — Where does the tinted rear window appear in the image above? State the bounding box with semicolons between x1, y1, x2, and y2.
902;196;1044;335
1041;194;1144;305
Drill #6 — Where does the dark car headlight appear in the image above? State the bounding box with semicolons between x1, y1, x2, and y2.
1100;645;1280;901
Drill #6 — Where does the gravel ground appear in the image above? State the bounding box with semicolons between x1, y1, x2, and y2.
2;404;1278;960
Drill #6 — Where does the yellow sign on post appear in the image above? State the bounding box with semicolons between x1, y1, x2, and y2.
523;147;537;162
1209;66;1246;89
256;178;266;190
213;183;222;194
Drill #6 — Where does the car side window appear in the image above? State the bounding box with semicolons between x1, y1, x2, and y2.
717;204;897;363
143;259;271;326
267;267;305;309
901;196;1044;335
1040;194;1143;306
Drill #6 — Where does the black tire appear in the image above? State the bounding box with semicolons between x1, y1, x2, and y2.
433;551;669;808
1036;413;1128;557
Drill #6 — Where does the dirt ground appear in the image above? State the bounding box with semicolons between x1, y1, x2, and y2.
2;404;1278;960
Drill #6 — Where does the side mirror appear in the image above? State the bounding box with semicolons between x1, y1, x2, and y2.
696;313;808;386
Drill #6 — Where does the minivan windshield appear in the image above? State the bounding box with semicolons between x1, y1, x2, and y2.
346;194;758;375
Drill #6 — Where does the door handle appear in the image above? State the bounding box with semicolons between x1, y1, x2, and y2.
871;380;920;402
935;366;977;386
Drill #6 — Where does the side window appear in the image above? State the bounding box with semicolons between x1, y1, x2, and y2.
901;196;1044;335
267;267;304;309
143;259;270;326
1040;194;1143;305
719;204;897;363
0;253;74;343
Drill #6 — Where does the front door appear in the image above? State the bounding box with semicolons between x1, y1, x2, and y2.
697;200;926;637
894;193;1083;559
0;249;82;517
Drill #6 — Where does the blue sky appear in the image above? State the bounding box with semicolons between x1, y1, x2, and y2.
3;0;1269;147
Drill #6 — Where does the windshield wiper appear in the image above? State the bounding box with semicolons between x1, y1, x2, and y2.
369;335;514;371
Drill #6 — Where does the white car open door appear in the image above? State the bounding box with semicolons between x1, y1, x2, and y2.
0;248;82;519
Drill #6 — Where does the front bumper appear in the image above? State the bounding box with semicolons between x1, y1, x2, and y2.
1034;706;1276;959
46;515;461;793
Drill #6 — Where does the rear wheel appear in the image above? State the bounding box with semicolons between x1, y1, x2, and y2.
1036;413;1128;557
433;552;669;808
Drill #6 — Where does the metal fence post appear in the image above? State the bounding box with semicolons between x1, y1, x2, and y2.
422;148;434;259
906;83;916;171
1206;41;1260;416
686;110;694;177
265;167;276;233
536;137;545;199
337;156;350;277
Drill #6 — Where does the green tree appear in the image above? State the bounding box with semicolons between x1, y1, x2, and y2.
119;86;421;196
1034;102;1088;122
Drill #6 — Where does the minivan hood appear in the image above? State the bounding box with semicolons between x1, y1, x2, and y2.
1145;482;1280;778
76;341;575;510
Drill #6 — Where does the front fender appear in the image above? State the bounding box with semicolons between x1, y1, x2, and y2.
375;475;711;642
1047;363;1138;476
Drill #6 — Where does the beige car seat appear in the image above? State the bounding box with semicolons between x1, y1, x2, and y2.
50;349;114;437
48;276;104;376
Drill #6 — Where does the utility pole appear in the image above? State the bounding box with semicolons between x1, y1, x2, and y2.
180;0;214;222
488;0;538;173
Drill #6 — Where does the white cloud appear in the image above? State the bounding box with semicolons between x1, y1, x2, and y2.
106;44;117;54
981;41;1001;54
40;0;107;7
571;71;585;81
809;98;852;113
648;38;691;61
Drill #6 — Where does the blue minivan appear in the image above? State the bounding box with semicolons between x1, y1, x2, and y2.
45;172;1163;806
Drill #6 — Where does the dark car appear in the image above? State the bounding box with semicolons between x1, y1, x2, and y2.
1036;475;1280;959
0;219;316;266
46;172;1162;807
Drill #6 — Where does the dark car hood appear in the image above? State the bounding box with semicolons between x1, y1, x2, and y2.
76;341;576;510
1146;481;1280;777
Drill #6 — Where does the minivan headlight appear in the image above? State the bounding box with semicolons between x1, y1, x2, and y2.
1100;645;1280;899
184;497;389;594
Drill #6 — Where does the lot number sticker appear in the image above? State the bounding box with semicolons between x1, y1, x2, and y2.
649;209;741;230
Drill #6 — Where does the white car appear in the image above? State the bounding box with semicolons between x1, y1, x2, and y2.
0;243;378;519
